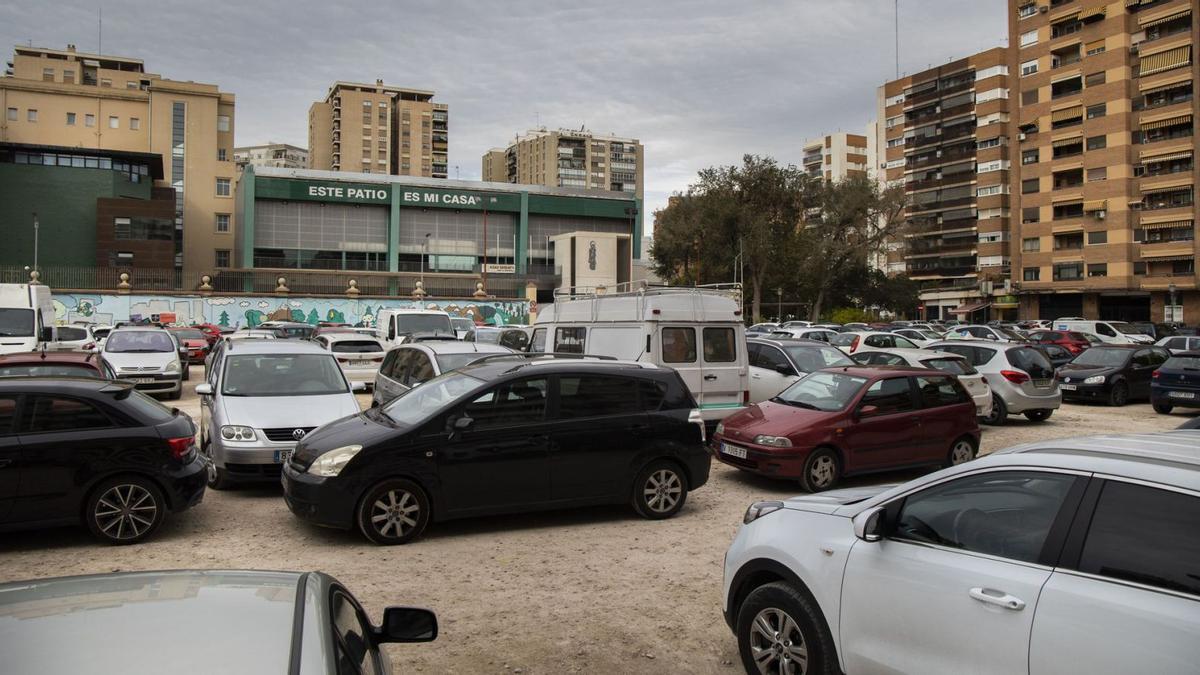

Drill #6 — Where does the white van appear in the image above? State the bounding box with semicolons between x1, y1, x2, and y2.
0;283;54;355
1053;318;1154;344
377;308;456;348
532;284;749;426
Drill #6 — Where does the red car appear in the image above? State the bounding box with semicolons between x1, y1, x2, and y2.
190;323;224;346
0;351;116;379
712;365;980;492
168;327;210;369
1025;329;1091;355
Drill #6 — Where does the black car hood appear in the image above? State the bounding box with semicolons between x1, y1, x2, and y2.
291;410;399;469
1057;364;1119;380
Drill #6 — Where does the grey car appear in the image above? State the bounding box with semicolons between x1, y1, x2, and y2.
100;327;184;400
0;570;436;675
372;341;516;407
927;339;1061;425
197;340;364;488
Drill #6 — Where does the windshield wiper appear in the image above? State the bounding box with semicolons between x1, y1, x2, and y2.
771;396;820;410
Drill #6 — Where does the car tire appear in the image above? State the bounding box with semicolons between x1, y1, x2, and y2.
1153;402;1173;414
799;447;840;493
631;460;689;520
357;478;430;545
206;461;231;490
85;475;166;545
982;394;1007;426
1023;409;1053;422
946;435;977;467
1108;381;1129;407
183;365;190;381
736;582;838;675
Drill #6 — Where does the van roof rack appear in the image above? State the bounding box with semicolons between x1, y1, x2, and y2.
468;352;618;366
553;281;742;302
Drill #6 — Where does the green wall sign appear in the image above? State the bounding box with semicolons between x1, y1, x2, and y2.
398;188;520;212
256;177;390;204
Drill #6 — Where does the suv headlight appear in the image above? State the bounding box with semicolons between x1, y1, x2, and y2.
754;435;793;448
308;445;363;477
715;422;725;436
220;425;257;442
744;501;785;524
1083;375;1106;385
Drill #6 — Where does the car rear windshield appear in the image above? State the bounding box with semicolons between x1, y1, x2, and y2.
397;314;454;336
105;331;175;353
0;308;34;337
451;318;475;330
920;357;977;376
785;345;853;372
1163;356;1200;370
56;327;88;341
171;329;207;340
0;363;101;378
774;371;868;412
222;354;347;396
1071;348;1131;368
330;340;384;353
118;389;176;423
1006;347;1054;377
1108;322;1145;336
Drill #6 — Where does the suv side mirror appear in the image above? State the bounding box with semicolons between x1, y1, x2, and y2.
853;506;885;542
446;415;473;437
374;607;438;644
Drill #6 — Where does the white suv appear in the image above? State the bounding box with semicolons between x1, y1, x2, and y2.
722;430;1200;675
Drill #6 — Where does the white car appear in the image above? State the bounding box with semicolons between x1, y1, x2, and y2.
944;324;1027;343
829;331;919;354
1157;335;1200;354
891;327;942;347
314;331;388;390
722;430;1200;675
850;348;993;418
768;327;838;343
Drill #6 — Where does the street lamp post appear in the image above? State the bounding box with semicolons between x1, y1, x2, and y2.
420;232;431;286
1168;282;1177;323
32;212;39;272
776;287;783;322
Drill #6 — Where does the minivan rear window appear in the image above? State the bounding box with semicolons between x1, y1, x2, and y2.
1006;347;1054;378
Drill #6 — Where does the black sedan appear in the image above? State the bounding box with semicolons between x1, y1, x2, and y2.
1055;345;1171;406
0;377;206;543
283;358;711;544
1151;350;1200;415
0;570;436;674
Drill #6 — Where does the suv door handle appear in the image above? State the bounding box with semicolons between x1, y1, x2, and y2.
703;374;718;381
968;587;1026;611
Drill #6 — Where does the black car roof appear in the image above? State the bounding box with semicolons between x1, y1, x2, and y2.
457;359;668;381
0;376;132;394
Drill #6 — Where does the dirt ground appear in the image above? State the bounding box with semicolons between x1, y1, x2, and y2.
0;370;1192;673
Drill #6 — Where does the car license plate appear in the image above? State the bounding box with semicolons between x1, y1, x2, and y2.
350;360;371;367
1033;379;1052;388
274;449;293;464
721;443;747;459
1059;383;1077;391
1169;391;1196;399
131;377;156;384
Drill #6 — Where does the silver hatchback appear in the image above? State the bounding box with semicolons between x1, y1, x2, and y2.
372;341;516;407
927;340;1061;425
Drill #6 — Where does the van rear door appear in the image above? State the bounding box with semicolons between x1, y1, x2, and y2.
699;326;745;420
660;326;702;405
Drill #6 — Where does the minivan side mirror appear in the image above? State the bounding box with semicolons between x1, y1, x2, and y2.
195;383;213;396
374;607;438;644
852;506;885;542
445;415;473;437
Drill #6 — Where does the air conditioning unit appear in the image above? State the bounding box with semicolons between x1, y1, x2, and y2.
1039;5;1048;12
1018;133;1027;141
1130;43;1140;53
1096;209;1107;220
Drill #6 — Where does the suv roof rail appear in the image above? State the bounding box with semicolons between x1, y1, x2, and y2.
467;352;619;366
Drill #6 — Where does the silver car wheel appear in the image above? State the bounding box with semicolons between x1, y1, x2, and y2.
950;440;974;465
643;469;682;513
94;483;158;541
809;456;835;489
749;607;809;675
370;489;421;539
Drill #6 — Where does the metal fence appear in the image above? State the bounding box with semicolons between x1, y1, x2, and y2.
0;265;178;291
209;268;529;299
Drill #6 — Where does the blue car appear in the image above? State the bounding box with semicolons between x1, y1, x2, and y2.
1151;350;1200;414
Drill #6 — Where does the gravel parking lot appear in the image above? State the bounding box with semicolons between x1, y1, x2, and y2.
1;370;1193;673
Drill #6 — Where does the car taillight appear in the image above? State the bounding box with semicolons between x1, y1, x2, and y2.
83;342;96;350
1000;370;1030;384
743;389;750;404
1152;370;1160;380
166;436;194;461
372;357;384;362
1065;344;1082;354
851;335;860;351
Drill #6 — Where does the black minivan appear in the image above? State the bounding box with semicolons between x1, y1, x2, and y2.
0;377;206;543
282;359;710;544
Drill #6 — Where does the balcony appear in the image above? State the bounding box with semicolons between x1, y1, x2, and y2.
909;265;977;278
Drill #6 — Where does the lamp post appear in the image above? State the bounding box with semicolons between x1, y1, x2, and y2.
776;287;783;322
32;212;39;272
1168;282;1177;323
420;232;431;285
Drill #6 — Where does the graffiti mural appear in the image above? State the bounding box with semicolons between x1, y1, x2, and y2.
51;293;531;328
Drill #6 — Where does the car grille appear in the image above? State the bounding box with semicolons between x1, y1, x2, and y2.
120;366;162;373
263;427;316;443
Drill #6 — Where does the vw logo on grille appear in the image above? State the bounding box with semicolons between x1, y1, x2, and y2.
292;428;307;441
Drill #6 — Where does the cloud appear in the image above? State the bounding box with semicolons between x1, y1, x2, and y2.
289;300;302;308
239;301;250;307
258;301;270;308
208;297;236;306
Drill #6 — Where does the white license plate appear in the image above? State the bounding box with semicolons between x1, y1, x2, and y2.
350;360;371;367
1169;391;1196;399
131;377;156;384
274;449;293;464
1060;384;1077;391
1033;379;1053;388
721;443;747;459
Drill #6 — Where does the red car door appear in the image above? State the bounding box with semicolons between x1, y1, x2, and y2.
913;374;974;462
840;376;921;472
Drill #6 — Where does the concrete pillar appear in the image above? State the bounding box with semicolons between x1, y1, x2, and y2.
1082;293;1099;319
516;191;529;274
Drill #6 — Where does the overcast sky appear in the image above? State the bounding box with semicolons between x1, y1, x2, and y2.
2;0;1006;220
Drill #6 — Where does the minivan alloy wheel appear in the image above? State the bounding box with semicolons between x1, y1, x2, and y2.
749;607;809;674
644;469;683;514
370;489;421;538
93;483;159;541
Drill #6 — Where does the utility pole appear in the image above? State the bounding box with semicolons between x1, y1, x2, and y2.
32;212;39;271
776;287;783;322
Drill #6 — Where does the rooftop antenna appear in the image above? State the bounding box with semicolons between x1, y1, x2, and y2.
98;5;102;55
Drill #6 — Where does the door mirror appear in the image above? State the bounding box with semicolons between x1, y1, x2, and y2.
856;404;879;419
41;326;54;342
351;381;367;392
774;364;796;377
195;383;213;396
853;506;885;542
446;415;473;437
374;607;438;644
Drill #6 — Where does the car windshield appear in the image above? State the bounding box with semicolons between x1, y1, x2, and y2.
784;345;853;372
171;329;207;340
221;354;347;396
1072;348;1132;368
330;340;384;353
1108;321;1145;336
398;314;454;336
381;370;485;425
92;328;111;339
921;357;977;376
774;371;867;412
105;331;175;353
1164;356;1200;370
451;318;475;330
473;330;501;344
919;330;942;339
0;308;34;337
0;363;102;378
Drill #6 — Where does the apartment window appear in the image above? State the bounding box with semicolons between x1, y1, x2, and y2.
27;109;38;123
1020;30;1038;48
1022;178;1039;194
1087;167;1108;182
108;116;119;129
977;137;1003;150
1023;267;1041;281
1054;262;1084;281
130;117;140;130
42;67;54;82
217;148;226;161
1086;135;1106;150
62;69;74;84
217;115;230;132
1087;230;1107;245
1133;262;1147;275
1054;202;1085;220
887;137;905;148
1021;59;1039;77
1023;237;1041;252
126;81;137;89
1018;3;1037;18
6;107;16;121
1022;149;1039;165
1086;103;1106;119
216;178;231;197
1052;76;1083;99
215;250;230;268
1022;207;1040;224
1087;263;1108;278
977;185;1003;197
1086;41;1106;57
1084;71;1106;88
1054;168;1084;190
1054;139;1084;158
65;112;76;126
85;114;95;127
1021;89;1039;105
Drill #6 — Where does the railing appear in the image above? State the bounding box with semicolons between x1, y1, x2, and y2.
0;265;179;290
209;269;528;298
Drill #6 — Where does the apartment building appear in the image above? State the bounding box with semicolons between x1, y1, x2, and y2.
0;44;236;285
307;80;448;178
234;142;308;170
801;131;875;181
879;48;1016;321
482;128;644;199
1008;0;1197;323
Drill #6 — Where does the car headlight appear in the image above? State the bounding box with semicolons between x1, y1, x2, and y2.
744;501;786;524
308;445;363;477
1083;375;1106;385
164;361;180;374
220;425;257;442
754;435;793;448
715;422;725;436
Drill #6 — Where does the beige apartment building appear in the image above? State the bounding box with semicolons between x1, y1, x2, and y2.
801;131;875;181
1008;0;1197;323
482;128;644;198
308;81;447;178
879;47;1017;321
0;44;236;283
234;142;307;170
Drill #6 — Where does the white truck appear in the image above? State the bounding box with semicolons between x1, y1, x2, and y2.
531;283;749;428
377;308;457;348
0;283;55;355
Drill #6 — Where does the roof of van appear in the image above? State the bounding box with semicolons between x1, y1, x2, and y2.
536;289;742;324
378;308;450;316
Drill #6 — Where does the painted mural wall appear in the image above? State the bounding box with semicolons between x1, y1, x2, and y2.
51;293;531;328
